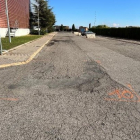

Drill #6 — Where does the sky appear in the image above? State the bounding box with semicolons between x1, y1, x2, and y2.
32;0;140;28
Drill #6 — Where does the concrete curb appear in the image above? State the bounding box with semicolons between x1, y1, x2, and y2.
0;33;56;69
2;33;53;55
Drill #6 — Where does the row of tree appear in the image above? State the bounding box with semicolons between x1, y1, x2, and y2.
59;24;76;31
30;0;56;33
59;24;109;31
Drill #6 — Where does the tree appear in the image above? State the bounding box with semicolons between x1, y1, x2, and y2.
72;24;75;31
29;1;35;29
33;0;56;32
96;25;109;28
60;24;64;31
89;23;91;29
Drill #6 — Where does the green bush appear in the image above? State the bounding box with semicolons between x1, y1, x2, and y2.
30;30;38;35
89;27;140;40
30;29;47;35
40;29;47;35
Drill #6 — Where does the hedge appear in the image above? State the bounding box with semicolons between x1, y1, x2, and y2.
30;29;47;35
89;28;140;40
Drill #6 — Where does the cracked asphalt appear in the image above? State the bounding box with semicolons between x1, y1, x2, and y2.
0;32;140;140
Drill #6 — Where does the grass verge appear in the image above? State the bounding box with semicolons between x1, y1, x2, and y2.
1;35;43;50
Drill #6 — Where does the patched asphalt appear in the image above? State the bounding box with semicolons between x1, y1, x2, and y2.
0;32;140;140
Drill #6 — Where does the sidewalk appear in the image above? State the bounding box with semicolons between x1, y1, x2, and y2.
0;32;57;68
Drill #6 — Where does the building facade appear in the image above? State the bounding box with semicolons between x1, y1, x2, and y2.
79;26;88;33
0;0;30;37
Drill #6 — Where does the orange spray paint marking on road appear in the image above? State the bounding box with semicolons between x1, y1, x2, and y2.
127;84;140;100
121;90;134;99
108;89;121;99
0;98;18;101
105;84;140;102
96;60;101;64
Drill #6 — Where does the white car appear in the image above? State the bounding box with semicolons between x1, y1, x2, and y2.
82;31;94;36
33;26;40;31
85;31;94;35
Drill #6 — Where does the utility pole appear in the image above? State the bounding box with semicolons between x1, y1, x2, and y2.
37;0;40;35
94;11;96;28
0;33;2;55
5;0;11;43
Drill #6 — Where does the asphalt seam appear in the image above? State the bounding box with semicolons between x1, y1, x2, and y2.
0;33;56;69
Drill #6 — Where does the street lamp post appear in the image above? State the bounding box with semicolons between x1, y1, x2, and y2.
5;0;11;43
37;1;40;35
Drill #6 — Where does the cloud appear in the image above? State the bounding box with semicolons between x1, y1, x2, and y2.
113;23;119;27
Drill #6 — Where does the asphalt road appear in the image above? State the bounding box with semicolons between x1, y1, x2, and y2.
0;32;140;140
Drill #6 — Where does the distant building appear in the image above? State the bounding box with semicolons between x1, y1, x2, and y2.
54;25;69;31
79;26;88;33
54;26;60;31
0;0;30;37
63;26;69;30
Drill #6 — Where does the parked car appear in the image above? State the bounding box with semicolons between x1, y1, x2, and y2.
33;26;40;31
81;31;85;36
82;31;94;36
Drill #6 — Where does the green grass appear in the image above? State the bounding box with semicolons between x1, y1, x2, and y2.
1;35;43;50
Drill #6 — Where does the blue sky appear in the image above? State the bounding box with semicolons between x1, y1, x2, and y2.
32;0;140;28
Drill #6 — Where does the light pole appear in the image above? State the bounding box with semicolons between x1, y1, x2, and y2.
94;11;96;28
37;1;40;35
5;0;11;43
